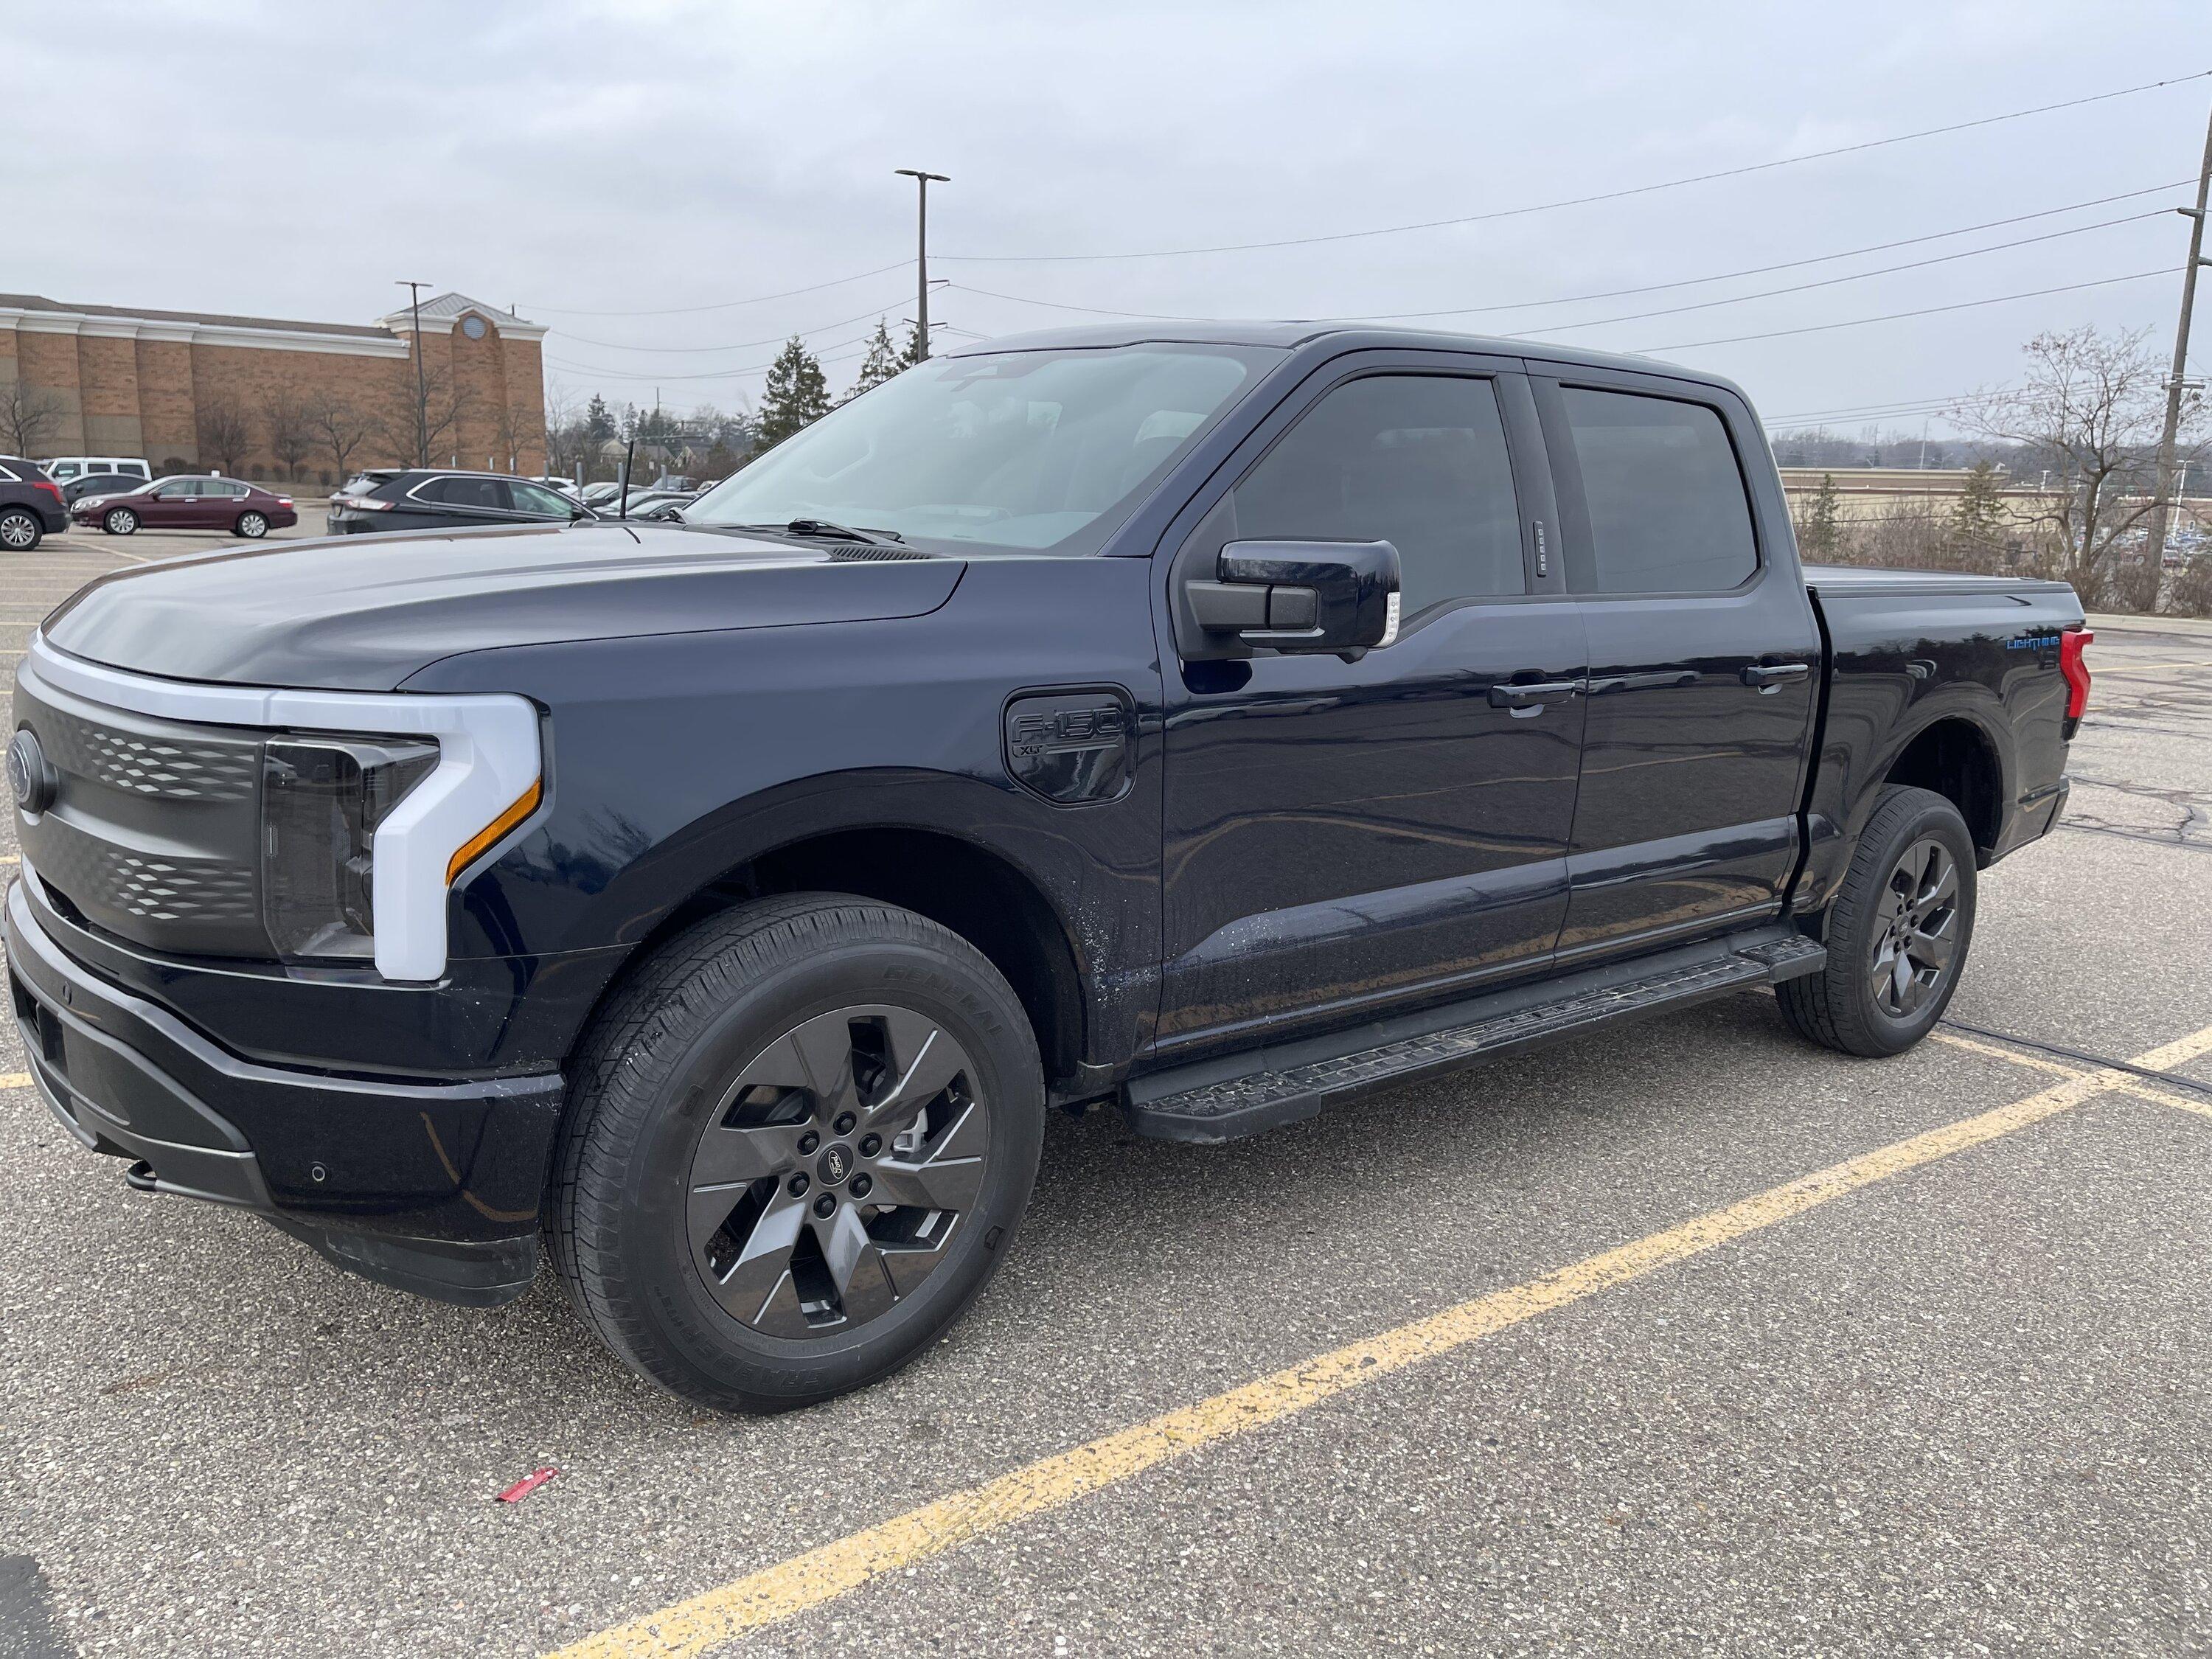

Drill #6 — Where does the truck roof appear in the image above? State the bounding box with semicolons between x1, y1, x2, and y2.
945;321;1752;401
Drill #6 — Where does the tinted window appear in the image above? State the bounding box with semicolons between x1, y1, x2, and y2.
1229;375;1523;616
159;479;204;497
1560;389;1756;594
0;459;25;481
508;481;572;515
211;479;249;498
422;476;509;510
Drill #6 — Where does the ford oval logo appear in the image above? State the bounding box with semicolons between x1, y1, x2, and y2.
8;728;55;815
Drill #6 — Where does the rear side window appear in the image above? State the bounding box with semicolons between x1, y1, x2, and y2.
1559;388;1756;594
1229;374;1524;617
508;481;572;515
422;476;509;510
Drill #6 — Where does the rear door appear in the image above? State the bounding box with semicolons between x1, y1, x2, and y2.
1534;371;1820;963
1154;353;1587;1056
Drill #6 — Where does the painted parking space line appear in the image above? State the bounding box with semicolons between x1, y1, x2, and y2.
548;1016;2212;1659
1;1074;29;1091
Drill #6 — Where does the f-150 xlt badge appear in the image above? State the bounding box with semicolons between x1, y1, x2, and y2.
1004;691;1133;804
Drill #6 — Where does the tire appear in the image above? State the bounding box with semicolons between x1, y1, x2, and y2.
102;507;139;536
1778;785;1978;1057
550;893;1045;1413
234;510;268;539
0;508;40;552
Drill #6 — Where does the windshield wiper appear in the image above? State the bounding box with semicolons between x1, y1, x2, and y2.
739;519;904;546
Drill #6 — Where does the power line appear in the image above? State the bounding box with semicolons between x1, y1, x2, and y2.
1761;386;2014;422
547;294;919;355
1509;207;2171;338
938;71;2212;263
522;261;909;318
1635;265;2181;353
546;330;881;383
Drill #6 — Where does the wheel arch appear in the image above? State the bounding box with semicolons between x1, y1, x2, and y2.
570;824;1091;1095
1878;714;2006;860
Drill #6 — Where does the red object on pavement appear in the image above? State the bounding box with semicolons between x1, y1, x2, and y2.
495;1467;560;1503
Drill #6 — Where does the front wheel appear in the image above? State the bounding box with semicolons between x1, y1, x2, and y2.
1778;785;1977;1057
0;508;41;552
550;893;1044;1412
102;507;139;536
234;510;268;539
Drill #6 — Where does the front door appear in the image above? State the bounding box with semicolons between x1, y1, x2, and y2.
1533;374;1820;962
1155;357;1587;1057
141;480;201;526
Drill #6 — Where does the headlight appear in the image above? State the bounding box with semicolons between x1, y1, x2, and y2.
262;735;439;961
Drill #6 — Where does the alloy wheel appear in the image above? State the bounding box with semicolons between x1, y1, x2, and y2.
0;512;35;550
686;1004;987;1339
238;512;268;538
1868;836;1960;1018
105;509;136;535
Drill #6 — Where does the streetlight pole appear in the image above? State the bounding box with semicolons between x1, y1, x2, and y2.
396;279;430;465
894;168;950;362
2149;99;2212;574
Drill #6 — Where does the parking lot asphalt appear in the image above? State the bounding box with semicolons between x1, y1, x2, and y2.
2;545;2210;1658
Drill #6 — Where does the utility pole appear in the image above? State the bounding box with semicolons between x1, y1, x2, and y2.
396;279;430;465
894;168;950;361
2149;99;2212;573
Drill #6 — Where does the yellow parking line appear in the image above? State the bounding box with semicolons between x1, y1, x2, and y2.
1933;1027;2212;1121
1;1073;29;1091
548;1017;2212;1659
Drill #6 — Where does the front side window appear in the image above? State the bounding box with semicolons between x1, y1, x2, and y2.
686;344;1279;555
508;481;571;515
1560;388;1756;594
1228;374;1524;617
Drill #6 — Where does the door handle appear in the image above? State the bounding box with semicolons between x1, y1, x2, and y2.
1489;681;1582;711
1742;663;1812;690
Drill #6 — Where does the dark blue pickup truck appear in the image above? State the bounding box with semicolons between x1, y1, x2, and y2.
6;324;2090;1411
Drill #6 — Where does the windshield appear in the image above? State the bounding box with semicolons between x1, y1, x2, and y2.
686;344;1279;554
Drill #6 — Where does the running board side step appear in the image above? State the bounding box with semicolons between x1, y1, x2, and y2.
1125;927;1825;1144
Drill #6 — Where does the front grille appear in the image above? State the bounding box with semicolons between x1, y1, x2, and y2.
31;834;260;927
38;716;259;801
13;669;272;957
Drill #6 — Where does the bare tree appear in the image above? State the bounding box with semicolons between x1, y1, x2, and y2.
304;393;376;483
379;362;474;467
0;379;66;456
198;397;253;476
1952;327;2203;610
258;379;316;482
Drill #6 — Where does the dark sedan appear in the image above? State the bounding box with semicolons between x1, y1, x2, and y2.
327;470;591;535
61;470;151;506
72;476;299;539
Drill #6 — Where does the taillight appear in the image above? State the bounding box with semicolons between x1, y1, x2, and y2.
34;480;63;507
2059;627;2093;733
276;497;293;507
335;495;392;511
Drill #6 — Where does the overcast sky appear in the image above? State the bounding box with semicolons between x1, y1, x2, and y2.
14;0;2211;434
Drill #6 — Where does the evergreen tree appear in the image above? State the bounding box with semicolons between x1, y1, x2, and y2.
1949;461;2006;563
900;319;928;369
845;320;905;401
1801;473;1843;560
584;394;616;443
757;338;832;448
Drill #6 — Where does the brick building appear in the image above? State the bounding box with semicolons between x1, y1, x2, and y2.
0;291;547;483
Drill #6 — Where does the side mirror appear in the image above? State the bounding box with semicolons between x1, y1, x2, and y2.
1183;539;1401;661
569;503;592;520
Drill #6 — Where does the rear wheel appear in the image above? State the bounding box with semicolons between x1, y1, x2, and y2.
0;508;40;552
102;507;138;536
234;509;268;539
1778;785;1977;1057
550;893;1044;1412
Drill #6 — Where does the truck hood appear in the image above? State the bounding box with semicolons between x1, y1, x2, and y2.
38;521;965;691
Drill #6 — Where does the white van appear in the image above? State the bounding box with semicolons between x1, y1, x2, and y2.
43;456;153;486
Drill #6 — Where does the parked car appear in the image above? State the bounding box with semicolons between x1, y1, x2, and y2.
7;322;2091;1415
41;456;150;489
70;476;297;538
579;481;630;508
0;455;69;551
603;490;695;520
60;470;150;506
327;469;591;535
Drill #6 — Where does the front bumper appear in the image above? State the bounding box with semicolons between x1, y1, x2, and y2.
5;880;562;1306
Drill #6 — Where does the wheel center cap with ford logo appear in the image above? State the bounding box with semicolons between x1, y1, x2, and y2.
8;729;55;815
817;1143;856;1186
